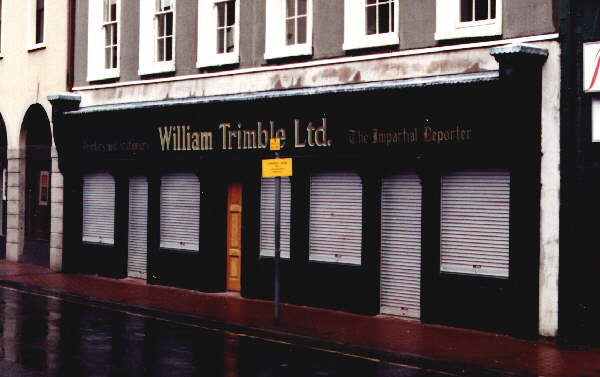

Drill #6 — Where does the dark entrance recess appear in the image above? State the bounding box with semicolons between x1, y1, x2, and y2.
22;104;52;268
0;114;6;259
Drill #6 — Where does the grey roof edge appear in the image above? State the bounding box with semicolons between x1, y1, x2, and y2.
66;71;499;116
490;43;549;58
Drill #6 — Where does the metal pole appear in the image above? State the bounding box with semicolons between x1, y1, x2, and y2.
274;151;281;325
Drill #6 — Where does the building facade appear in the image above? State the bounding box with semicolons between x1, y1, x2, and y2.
0;0;72;269
50;0;561;339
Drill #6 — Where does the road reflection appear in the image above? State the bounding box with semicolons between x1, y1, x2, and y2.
0;288;452;377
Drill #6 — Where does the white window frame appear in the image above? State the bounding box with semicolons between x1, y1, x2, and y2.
139;0;176;76
435;0;502;41
27;0;46;51
343;0;399;51
87;0;121;82
264;0;313;60
197;0;240;68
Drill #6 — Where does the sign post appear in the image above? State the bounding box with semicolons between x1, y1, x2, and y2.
262;138;292;325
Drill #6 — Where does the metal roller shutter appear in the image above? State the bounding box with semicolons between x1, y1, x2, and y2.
128;176;148;279
82;172;115;244
160;172;200;251
259;177;291;258
380;173;422;318
440;171;510;278
309;171;362;265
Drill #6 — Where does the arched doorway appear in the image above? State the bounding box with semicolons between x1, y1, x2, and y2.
21;105;51;267
0;114;7;259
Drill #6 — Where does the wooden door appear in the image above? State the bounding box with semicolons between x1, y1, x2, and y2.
226;183;242;291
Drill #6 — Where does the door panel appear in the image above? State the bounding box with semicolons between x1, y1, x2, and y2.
227;183;242;291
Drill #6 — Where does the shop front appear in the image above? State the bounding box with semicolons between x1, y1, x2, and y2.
50;46;547;337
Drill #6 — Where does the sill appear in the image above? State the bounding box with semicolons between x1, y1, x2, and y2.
196;53;239;68
158;245;199;253
264;45;313;61
27;43;47;52
435;23;502;41
343;33;399;51
138;61;176;77
308;257;361;266
82;239;115;246
87;69;120;83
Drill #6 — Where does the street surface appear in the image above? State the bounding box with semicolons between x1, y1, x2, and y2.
0;286;462;377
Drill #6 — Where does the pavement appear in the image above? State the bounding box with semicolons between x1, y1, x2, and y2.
0;260;596;377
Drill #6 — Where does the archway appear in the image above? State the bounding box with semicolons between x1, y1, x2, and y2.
21;105;51;267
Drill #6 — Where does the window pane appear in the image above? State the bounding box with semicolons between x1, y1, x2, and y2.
112;24;118;44
217;3;225;27
166;12;173;35
286;0;295;17
217;29;224;53
157;14;165;37
36;8;44;43
298;0;307;16
475;0;488;20
379;3;390;33
490;0;496;19
297;16;306;44
226;26;235;52
366;5;376;35
165;36;172;60
366;0;376;4
112;46;118;68
105;27;111;48
226;1;235;26
157;38;164;61
286;19;295;45
461;0;473;22
103;0;109;22
110;1;117;21
105;47;111;69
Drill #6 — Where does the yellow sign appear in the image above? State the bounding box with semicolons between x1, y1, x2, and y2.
262;158;293;178
270;138;281;151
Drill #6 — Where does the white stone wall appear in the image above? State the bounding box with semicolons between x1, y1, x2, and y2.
0;0;69;269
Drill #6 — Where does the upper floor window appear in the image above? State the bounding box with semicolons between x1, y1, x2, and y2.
35;0;44;44
264;0;313;60
139;0;176;76
27;0;45;49
156;0;174;62
435;0;501;40
343;0;399;51
87;0;120;81
197;0;240;68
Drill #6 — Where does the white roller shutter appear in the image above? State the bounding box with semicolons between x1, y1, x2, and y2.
128;176;148;279
309;171;362;265
440;171;510;278
380;173;422;318
82;172;115;244
260;177;291;259
160;172;200;251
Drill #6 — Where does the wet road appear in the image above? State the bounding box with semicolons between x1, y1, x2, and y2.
0;287;460;377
